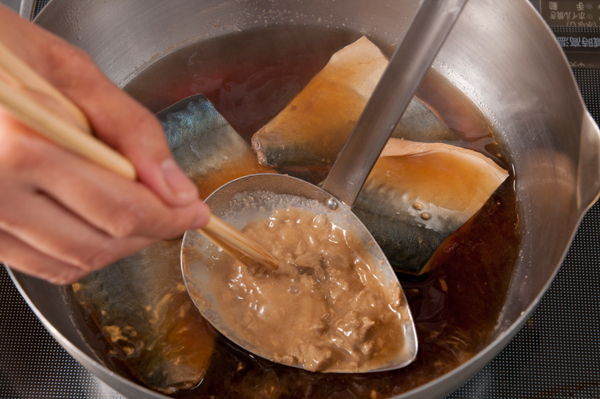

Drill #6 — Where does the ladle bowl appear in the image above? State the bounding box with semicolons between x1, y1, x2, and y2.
181;173;418;372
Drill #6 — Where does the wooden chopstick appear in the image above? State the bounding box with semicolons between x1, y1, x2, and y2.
202;216;279;269
0;45;279;270
0;77;137;179
0;41;91;134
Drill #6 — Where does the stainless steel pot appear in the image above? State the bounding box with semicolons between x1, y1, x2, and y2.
7;0;600;398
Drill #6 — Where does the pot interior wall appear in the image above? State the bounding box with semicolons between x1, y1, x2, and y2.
8;0;589;398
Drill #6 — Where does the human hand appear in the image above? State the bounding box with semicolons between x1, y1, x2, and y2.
0;5;210;284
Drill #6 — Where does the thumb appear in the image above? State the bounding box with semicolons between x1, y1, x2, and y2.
61;63;199;207
120;112;200;207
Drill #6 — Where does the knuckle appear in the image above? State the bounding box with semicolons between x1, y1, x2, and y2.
47;42;94;77
120;112;166;158
0;214;21;232
0;125;40;171
162;207;200;239
73;244;116;272
140;112;164;137
103;201;148;238
44;42;99;92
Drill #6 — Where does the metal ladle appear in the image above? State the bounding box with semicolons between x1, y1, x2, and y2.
181;0;468;372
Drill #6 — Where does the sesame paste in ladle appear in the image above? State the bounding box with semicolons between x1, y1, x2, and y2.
208;207;411;372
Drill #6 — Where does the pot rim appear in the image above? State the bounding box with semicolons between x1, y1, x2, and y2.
13;0;597;398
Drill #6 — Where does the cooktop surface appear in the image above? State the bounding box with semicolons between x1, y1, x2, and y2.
0;1;599;398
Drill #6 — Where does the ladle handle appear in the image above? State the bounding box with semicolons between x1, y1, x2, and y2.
322;0;468;206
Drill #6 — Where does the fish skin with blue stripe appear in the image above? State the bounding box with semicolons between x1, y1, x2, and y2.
251;36;457;179
249;37;508;275
354;139;508;275
160;94;274;199
71;95;273;393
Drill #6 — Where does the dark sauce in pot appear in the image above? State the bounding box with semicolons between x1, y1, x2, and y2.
171;181;519;399
84;26;521;398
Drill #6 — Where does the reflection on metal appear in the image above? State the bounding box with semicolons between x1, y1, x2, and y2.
18;0;36;20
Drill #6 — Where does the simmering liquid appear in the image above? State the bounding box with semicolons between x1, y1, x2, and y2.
74;26;521;398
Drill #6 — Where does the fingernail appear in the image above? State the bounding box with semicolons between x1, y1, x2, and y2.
161;159;198;201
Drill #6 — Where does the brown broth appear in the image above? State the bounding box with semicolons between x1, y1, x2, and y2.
91;26;520;398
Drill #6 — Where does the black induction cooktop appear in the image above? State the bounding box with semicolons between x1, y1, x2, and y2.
0;1;599;398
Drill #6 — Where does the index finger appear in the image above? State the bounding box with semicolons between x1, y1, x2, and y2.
0;6;199;207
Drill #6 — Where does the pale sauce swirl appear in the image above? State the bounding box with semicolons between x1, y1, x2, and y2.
210;207;410;372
